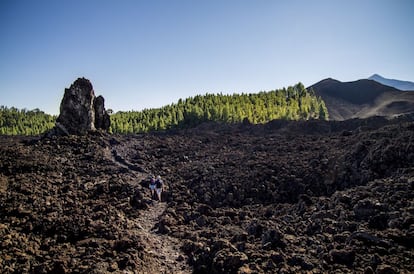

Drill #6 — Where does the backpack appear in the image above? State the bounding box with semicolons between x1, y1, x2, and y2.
156;179;163;188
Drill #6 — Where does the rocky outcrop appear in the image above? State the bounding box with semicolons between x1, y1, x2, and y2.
52;78;110;136
94;95;110;131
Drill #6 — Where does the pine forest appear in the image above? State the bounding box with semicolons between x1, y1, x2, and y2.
110;83;328;133
0;107;56;135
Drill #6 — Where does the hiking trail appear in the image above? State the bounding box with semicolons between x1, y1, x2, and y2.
137;200;191;274
109;147;192;273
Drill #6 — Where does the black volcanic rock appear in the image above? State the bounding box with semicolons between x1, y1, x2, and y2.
94;95;110;130
107;118;413;273
1;118;413;273
52;78;110;135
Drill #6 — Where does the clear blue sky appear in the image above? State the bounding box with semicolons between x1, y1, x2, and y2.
1;0;413;115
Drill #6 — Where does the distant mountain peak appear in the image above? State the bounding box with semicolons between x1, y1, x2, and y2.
323;77;340;82
311;78;340;87
368;74;414;91
369;73;382;78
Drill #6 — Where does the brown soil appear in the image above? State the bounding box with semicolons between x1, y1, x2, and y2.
1;116;413;273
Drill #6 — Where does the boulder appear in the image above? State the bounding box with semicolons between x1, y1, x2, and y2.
52;78;110;135
353;199;381;220
329;248;355;266
261;228;286;249
376;264;398;274
212;249;248;273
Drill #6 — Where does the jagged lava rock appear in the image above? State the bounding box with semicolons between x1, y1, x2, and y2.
94;95;111;131
54;77;110;135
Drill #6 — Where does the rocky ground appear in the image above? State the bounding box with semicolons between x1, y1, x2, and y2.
1;116;413;273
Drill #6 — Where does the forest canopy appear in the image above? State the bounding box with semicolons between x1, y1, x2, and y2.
0;83;328;135
0;106;56;135
109;83;328;134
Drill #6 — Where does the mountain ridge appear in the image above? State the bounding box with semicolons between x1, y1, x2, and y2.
368;74;414;91
309;78;400;104
309;77;414;121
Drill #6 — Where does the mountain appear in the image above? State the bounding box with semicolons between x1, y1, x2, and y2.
309;78;414;120
309;78;400;104
369;74;414;91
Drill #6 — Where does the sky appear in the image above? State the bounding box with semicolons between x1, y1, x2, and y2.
1;0;413;115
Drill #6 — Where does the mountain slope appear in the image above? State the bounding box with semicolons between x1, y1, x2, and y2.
309;78;414;120
369;74;414;91
110;83;328;134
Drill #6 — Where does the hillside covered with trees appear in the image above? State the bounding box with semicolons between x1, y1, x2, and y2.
110;83;328;133
0;83;328;135
0;106;56;135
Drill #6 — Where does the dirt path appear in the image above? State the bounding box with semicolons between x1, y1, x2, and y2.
108;146;192;273
138;201;192;274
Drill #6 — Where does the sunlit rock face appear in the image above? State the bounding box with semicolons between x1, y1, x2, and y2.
53;78;110;135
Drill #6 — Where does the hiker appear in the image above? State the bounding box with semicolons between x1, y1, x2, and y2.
149;177;156;199
155;175;164;201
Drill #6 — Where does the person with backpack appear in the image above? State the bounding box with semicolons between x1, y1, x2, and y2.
149;176;156;199
155;175;164;202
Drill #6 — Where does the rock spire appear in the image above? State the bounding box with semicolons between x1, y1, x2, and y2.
51;78;110;136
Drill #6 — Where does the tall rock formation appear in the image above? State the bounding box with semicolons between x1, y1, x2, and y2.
51;78;110;135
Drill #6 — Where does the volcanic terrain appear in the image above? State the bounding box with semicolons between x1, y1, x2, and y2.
310;78;414;121
1;116;413;273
